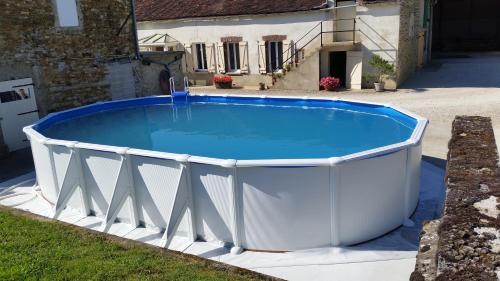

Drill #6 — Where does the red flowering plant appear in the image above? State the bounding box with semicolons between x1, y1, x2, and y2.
213;75;233;84
320;77;341;91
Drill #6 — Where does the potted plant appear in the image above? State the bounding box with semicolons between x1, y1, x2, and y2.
320;77;341;91
369;54;395;92
213;75;233;89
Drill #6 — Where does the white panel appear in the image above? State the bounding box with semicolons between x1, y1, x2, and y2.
406;145;422;217
191;163;233;243
52;145;83;210
52;146;72;189
240;166;331;251
30;140;57;202
337;150;407;245
131;156;183;229
80;150;122;217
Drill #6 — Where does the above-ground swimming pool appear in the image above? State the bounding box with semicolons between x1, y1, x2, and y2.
24;94;427;253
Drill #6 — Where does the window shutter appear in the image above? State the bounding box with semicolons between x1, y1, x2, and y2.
258;41;267;74
239;41;249;74
191;43;199;70
184;43;194;73
206;43;216;73
216;42;226;74
283;40;292;68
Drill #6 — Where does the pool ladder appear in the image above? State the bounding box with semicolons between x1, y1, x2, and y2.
169;77;189;104
169;77;192;121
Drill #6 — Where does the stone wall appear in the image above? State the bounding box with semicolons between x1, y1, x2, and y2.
0;0;136;155
0;0;135;114
411;116;500;281
396;0;421;85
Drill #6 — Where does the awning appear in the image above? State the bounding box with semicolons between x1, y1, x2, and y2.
138;33;179;46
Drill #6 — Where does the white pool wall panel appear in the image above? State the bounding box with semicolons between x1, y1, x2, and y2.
336;150;407;245
191;163;235;244
239;166;331;250
24;95;427;252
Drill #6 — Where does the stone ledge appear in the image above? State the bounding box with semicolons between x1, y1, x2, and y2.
411;116;500;281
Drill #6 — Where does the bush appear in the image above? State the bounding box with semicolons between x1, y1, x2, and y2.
213;75;233;84
369;55;395;83
320;77;341;91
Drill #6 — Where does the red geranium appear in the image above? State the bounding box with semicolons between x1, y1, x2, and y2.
213;75;233;84
320;77;341;91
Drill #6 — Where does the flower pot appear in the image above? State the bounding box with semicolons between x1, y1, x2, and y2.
374;82;385;92
215;82;232;89
324;85;338;92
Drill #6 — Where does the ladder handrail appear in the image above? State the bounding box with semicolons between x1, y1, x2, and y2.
183;77;189;94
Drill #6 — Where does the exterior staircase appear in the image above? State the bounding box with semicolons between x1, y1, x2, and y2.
272;3;359;90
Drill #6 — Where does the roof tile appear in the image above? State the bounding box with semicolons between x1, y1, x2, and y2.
136;0;327;21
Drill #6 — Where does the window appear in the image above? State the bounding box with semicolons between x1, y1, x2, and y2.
266;41;283;73
55;0;80;27
223;42;240;72
195;43;208;71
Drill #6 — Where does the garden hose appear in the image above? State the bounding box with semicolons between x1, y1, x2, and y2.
0;178;39;207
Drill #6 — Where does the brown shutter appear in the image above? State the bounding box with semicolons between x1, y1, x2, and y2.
239;41;249;74
258;41;267;74
206;43;216;73
216;42;226;74
183;43;194;73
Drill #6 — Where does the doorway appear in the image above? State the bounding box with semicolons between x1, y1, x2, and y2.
329;51;347;88
432;0;500;52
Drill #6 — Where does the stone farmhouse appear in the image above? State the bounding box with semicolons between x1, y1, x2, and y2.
136;0;432;90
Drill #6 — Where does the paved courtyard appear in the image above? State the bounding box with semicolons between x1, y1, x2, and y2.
192;53;500;160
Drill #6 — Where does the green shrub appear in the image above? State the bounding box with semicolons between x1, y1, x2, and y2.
369;54;395;83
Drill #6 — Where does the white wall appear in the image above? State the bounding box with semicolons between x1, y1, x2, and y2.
138;10;333;75
356;3;400;86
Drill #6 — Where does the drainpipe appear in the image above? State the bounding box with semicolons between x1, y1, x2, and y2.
130;0;140;59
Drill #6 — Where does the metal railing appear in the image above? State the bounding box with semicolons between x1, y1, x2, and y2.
282;18;358;67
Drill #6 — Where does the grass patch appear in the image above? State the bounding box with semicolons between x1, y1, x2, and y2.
0;207;272;281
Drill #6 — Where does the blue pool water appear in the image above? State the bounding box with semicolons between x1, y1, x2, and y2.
39;96;417;160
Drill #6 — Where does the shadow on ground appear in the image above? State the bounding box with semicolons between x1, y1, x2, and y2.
0;148;34;182
401;53;500;90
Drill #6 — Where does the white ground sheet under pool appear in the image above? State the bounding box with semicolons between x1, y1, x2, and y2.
0;161;445;281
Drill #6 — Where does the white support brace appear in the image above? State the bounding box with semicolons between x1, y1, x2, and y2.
53;146;90;219
184;161;197;243
101;151;140;233
229;166;243;254
329;164;341;246
160;163;189;249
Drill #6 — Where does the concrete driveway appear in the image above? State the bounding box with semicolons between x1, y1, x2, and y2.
192;53;500;160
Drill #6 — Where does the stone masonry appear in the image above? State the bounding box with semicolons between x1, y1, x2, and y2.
396;0;420;85
0;0;135;114
411;116;500;281
0;0;136;156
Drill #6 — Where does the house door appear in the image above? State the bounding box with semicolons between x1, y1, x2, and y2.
0;78;39;152
329;51;347;88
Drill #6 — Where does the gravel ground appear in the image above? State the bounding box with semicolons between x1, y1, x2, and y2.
191;53;500;160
